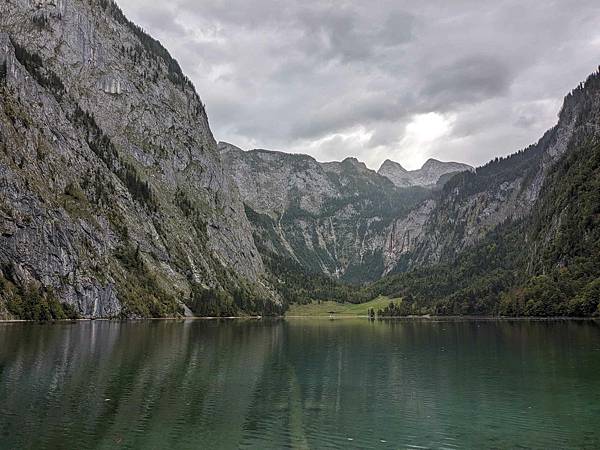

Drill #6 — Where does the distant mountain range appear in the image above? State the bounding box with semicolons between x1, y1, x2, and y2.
218;144;474;284
219;142;432;283
1;0;599;319
378;158;473;188
220;68;600;316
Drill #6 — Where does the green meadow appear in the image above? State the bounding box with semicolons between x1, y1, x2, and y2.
286;296;400;317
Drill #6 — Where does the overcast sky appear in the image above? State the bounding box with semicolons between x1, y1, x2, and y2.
119;0;600;170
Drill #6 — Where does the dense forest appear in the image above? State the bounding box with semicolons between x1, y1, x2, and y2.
371;138;600;317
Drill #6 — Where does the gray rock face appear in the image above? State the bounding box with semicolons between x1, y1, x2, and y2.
220;142;432;282
382;200;436;274
0;1;276;318
377;160;409;187
378;158;473;188
219;142;339;216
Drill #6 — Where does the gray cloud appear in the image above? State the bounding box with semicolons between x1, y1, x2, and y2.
117;0;600;169
420;55;513;110
132;5;186;38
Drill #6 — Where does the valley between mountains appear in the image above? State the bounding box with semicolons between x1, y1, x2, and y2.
1;0;599;319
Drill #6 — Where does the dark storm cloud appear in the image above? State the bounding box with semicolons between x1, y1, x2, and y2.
295;7;416;62
420;55;513;110
117;0;600;169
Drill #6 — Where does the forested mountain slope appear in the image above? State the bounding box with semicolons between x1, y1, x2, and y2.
391;84;589;272
220;142;432;283
0;0;282;319
370;69;600;316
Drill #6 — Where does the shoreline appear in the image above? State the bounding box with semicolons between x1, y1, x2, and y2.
0;316;268;324
1;315;598;324
285;315;599;321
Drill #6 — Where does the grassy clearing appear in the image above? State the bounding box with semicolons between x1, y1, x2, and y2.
286;296;400;317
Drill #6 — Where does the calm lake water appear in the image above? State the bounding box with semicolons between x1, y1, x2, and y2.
1;319;599;449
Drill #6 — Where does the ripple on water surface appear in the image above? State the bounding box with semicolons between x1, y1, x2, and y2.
0;319;599;449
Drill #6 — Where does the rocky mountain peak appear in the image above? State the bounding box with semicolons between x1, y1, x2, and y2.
422;158;443;168
378;156;473;187
342;157;370;171
379;159;408;173
377;159;411;187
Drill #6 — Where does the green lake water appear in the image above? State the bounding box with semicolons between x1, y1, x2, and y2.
1;318;599;449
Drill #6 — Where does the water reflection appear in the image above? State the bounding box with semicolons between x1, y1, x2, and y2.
1;319;599;449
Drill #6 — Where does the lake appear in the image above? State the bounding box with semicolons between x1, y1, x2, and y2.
1;318;599;449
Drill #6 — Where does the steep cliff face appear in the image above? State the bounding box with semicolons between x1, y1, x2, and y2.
404;74;600;270
525;72;600;274
220;142;431;283
370;70;600;317
0;0;278;318
378;158;473;188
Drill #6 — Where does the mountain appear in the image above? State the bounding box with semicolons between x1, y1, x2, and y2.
1;0;598;320
0;0;282;320
221;67;600;317
369;69;600;316
219;142;431;283
220;58;598;293
400;74;594;270
378;158;473;188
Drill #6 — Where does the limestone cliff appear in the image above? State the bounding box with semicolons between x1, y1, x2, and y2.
0;0;279;318
220;142;431;282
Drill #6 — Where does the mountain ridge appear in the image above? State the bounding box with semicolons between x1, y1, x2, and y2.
221;141;474;189
0;0;282;319
378;157;474;188
220;66;600;318
1;0;599;319
219;141;432;283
